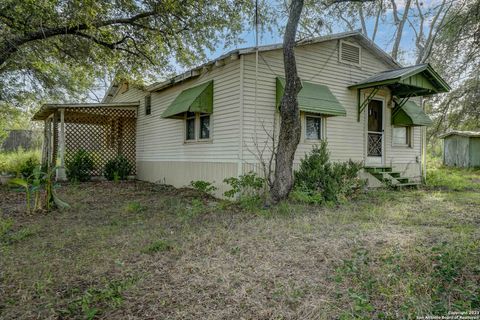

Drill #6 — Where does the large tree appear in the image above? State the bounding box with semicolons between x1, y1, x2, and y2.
0;0;254;110
270;0;373;203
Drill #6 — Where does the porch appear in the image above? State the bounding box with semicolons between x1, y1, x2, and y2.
33;102;139;180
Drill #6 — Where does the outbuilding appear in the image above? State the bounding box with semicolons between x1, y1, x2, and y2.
440;131;480;168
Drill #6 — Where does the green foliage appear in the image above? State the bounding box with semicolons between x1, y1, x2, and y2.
223;172;265;199
190;180;218;196
0;149;41;176
172;198;207;222
427;164;480;191
142;240;174;254
294;141;364;204
66;150;94;182
63;276;138;319
9;166;69;214
335;241;480;318
104;155;132;181
0;217;35;245
0;0;259;124
0;217;14;242
124;201;145;213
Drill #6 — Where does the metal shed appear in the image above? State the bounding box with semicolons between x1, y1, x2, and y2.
439;131;480;168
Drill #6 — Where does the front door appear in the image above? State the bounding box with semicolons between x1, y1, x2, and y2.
366;99;384;165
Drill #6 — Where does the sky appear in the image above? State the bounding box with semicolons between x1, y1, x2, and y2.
205;0;445;68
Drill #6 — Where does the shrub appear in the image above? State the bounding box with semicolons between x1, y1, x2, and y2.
66;149;94;182
190;180;217;196
0;149;41;177
294;141;363;204
223;172;265;199
104;155;132;181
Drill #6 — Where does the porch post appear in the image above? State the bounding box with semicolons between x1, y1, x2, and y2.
56;108;67;181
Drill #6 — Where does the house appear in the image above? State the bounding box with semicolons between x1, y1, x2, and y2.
33;31;450;195
440;131;480;168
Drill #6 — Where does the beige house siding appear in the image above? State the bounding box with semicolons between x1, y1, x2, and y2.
109;36;424;193
111;59;242;195
240;38;422;179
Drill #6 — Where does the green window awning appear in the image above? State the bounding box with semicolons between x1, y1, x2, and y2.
392;101;433;126
161;80;213;119
276;78;346;116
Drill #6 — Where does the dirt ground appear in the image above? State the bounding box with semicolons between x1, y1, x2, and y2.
1;179;479;319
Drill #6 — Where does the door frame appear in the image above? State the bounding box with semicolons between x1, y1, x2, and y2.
365;96;386;166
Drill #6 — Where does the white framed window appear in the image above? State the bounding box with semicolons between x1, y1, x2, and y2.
185;112;212;142
304;114;324;141
339;40;361;66
392;126;412;147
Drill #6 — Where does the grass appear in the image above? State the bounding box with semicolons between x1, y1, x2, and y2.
0;167;479;319
0;149;41;175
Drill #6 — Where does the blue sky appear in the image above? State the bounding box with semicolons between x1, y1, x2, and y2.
206;1;432;67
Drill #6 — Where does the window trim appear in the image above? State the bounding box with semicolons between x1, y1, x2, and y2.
145;95;152;116
338;40;362;67
392;125;413;148
184;112;213;143
303;113;325;142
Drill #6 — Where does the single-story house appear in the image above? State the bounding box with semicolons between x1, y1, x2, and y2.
439;131;480;168
33;31;450;195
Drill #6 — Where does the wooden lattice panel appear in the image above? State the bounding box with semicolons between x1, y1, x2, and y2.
57;108;136;176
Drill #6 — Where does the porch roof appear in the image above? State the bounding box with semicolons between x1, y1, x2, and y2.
32;102;139;120
348;63;450;97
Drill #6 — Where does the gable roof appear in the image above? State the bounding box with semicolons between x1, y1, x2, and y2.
142;31;400;94
348;63;451;95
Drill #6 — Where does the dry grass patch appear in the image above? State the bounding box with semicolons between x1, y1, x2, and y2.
0;175;479;319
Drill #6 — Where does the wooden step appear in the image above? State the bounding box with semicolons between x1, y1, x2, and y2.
393;182;420;189
364;166;393;174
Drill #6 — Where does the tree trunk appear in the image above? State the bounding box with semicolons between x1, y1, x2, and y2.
391;0;412;61
270;0;304;204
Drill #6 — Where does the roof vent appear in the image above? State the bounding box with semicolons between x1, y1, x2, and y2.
340;41;361;66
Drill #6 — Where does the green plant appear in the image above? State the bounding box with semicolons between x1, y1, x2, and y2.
223;172;265;199
124;201;145;213
0;217;14;242
104;155;132;181
0;149;41;176
142;239;174;254
294;141;364;204
66;149;94;182
9;166;69;213
190;180;218;196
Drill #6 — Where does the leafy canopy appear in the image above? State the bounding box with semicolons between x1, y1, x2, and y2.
0;0;255;107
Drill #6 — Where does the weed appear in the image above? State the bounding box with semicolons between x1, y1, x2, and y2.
142;239;174;254
175;198;206;222
61;276;138;319
190;180;217;196
223;172;265;199
124;201;145;213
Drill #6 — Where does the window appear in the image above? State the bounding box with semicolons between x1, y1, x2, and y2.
199;114;210;139
145;95;151;115
185;112;196;140
392;126;412;146
185;112;211;141
305;115;322;140
339;40;361;66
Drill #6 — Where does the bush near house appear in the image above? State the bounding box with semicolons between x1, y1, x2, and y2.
293;141;364;204
66;149;94;182
104;155;132;181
